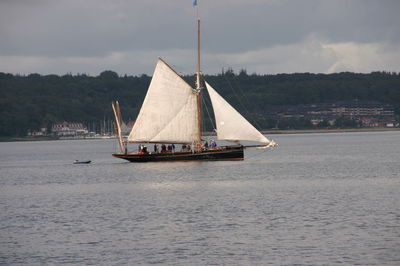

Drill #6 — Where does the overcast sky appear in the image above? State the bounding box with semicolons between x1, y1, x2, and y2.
1;0;399;76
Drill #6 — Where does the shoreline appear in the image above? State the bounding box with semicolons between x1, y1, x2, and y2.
0;136;113;142
1;127;399;142
261;127;400;135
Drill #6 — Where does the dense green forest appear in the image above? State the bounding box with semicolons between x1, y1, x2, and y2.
1;70;399;137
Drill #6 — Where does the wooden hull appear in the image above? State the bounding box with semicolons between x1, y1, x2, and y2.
112;146;244;162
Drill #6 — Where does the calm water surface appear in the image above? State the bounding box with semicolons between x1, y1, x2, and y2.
1;131;400;265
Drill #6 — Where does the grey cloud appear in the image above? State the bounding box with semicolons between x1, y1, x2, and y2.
203;0;400;53
0;0;399;75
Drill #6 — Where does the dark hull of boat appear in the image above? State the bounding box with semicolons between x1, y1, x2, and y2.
112;146;244;162
73;160;91;164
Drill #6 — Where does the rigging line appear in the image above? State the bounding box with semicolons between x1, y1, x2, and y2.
201;90;216;132
216;57;263;130
220;70;246;111
230;72;263;130
221;73;263;130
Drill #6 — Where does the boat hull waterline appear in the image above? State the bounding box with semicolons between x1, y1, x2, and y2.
73;160;91;164
112;146;244;162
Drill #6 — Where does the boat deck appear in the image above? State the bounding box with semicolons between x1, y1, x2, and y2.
112;146;244;162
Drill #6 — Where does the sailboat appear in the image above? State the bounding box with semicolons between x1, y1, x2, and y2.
111;8;276;162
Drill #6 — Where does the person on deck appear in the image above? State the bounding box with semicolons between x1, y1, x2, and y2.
211;140;217;148
153;144;158;153
190;143;195;153
142;145;148;154
203;141;209;149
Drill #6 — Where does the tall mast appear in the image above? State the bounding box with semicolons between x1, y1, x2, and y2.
195;4;202;151
196;18;201;91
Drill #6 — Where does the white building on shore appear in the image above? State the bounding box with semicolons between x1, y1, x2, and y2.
51;122;88;136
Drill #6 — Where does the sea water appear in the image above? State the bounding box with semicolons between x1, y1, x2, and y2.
1;131;400;265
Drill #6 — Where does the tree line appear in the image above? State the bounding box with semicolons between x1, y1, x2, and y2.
0;70;399;137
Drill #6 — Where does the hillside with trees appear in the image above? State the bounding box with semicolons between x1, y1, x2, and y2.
0;70;399;137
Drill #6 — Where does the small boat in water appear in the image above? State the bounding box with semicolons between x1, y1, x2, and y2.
73;160;91;164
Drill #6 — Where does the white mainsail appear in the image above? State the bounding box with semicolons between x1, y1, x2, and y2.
128;59;199;143
205;81;276;147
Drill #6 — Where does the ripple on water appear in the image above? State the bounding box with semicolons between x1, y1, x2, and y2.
1;133;400;265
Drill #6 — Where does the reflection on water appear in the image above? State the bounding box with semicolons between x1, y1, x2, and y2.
1;131;400;265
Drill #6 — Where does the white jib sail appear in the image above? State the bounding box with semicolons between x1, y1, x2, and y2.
128;59;199;143
205;81;276;147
